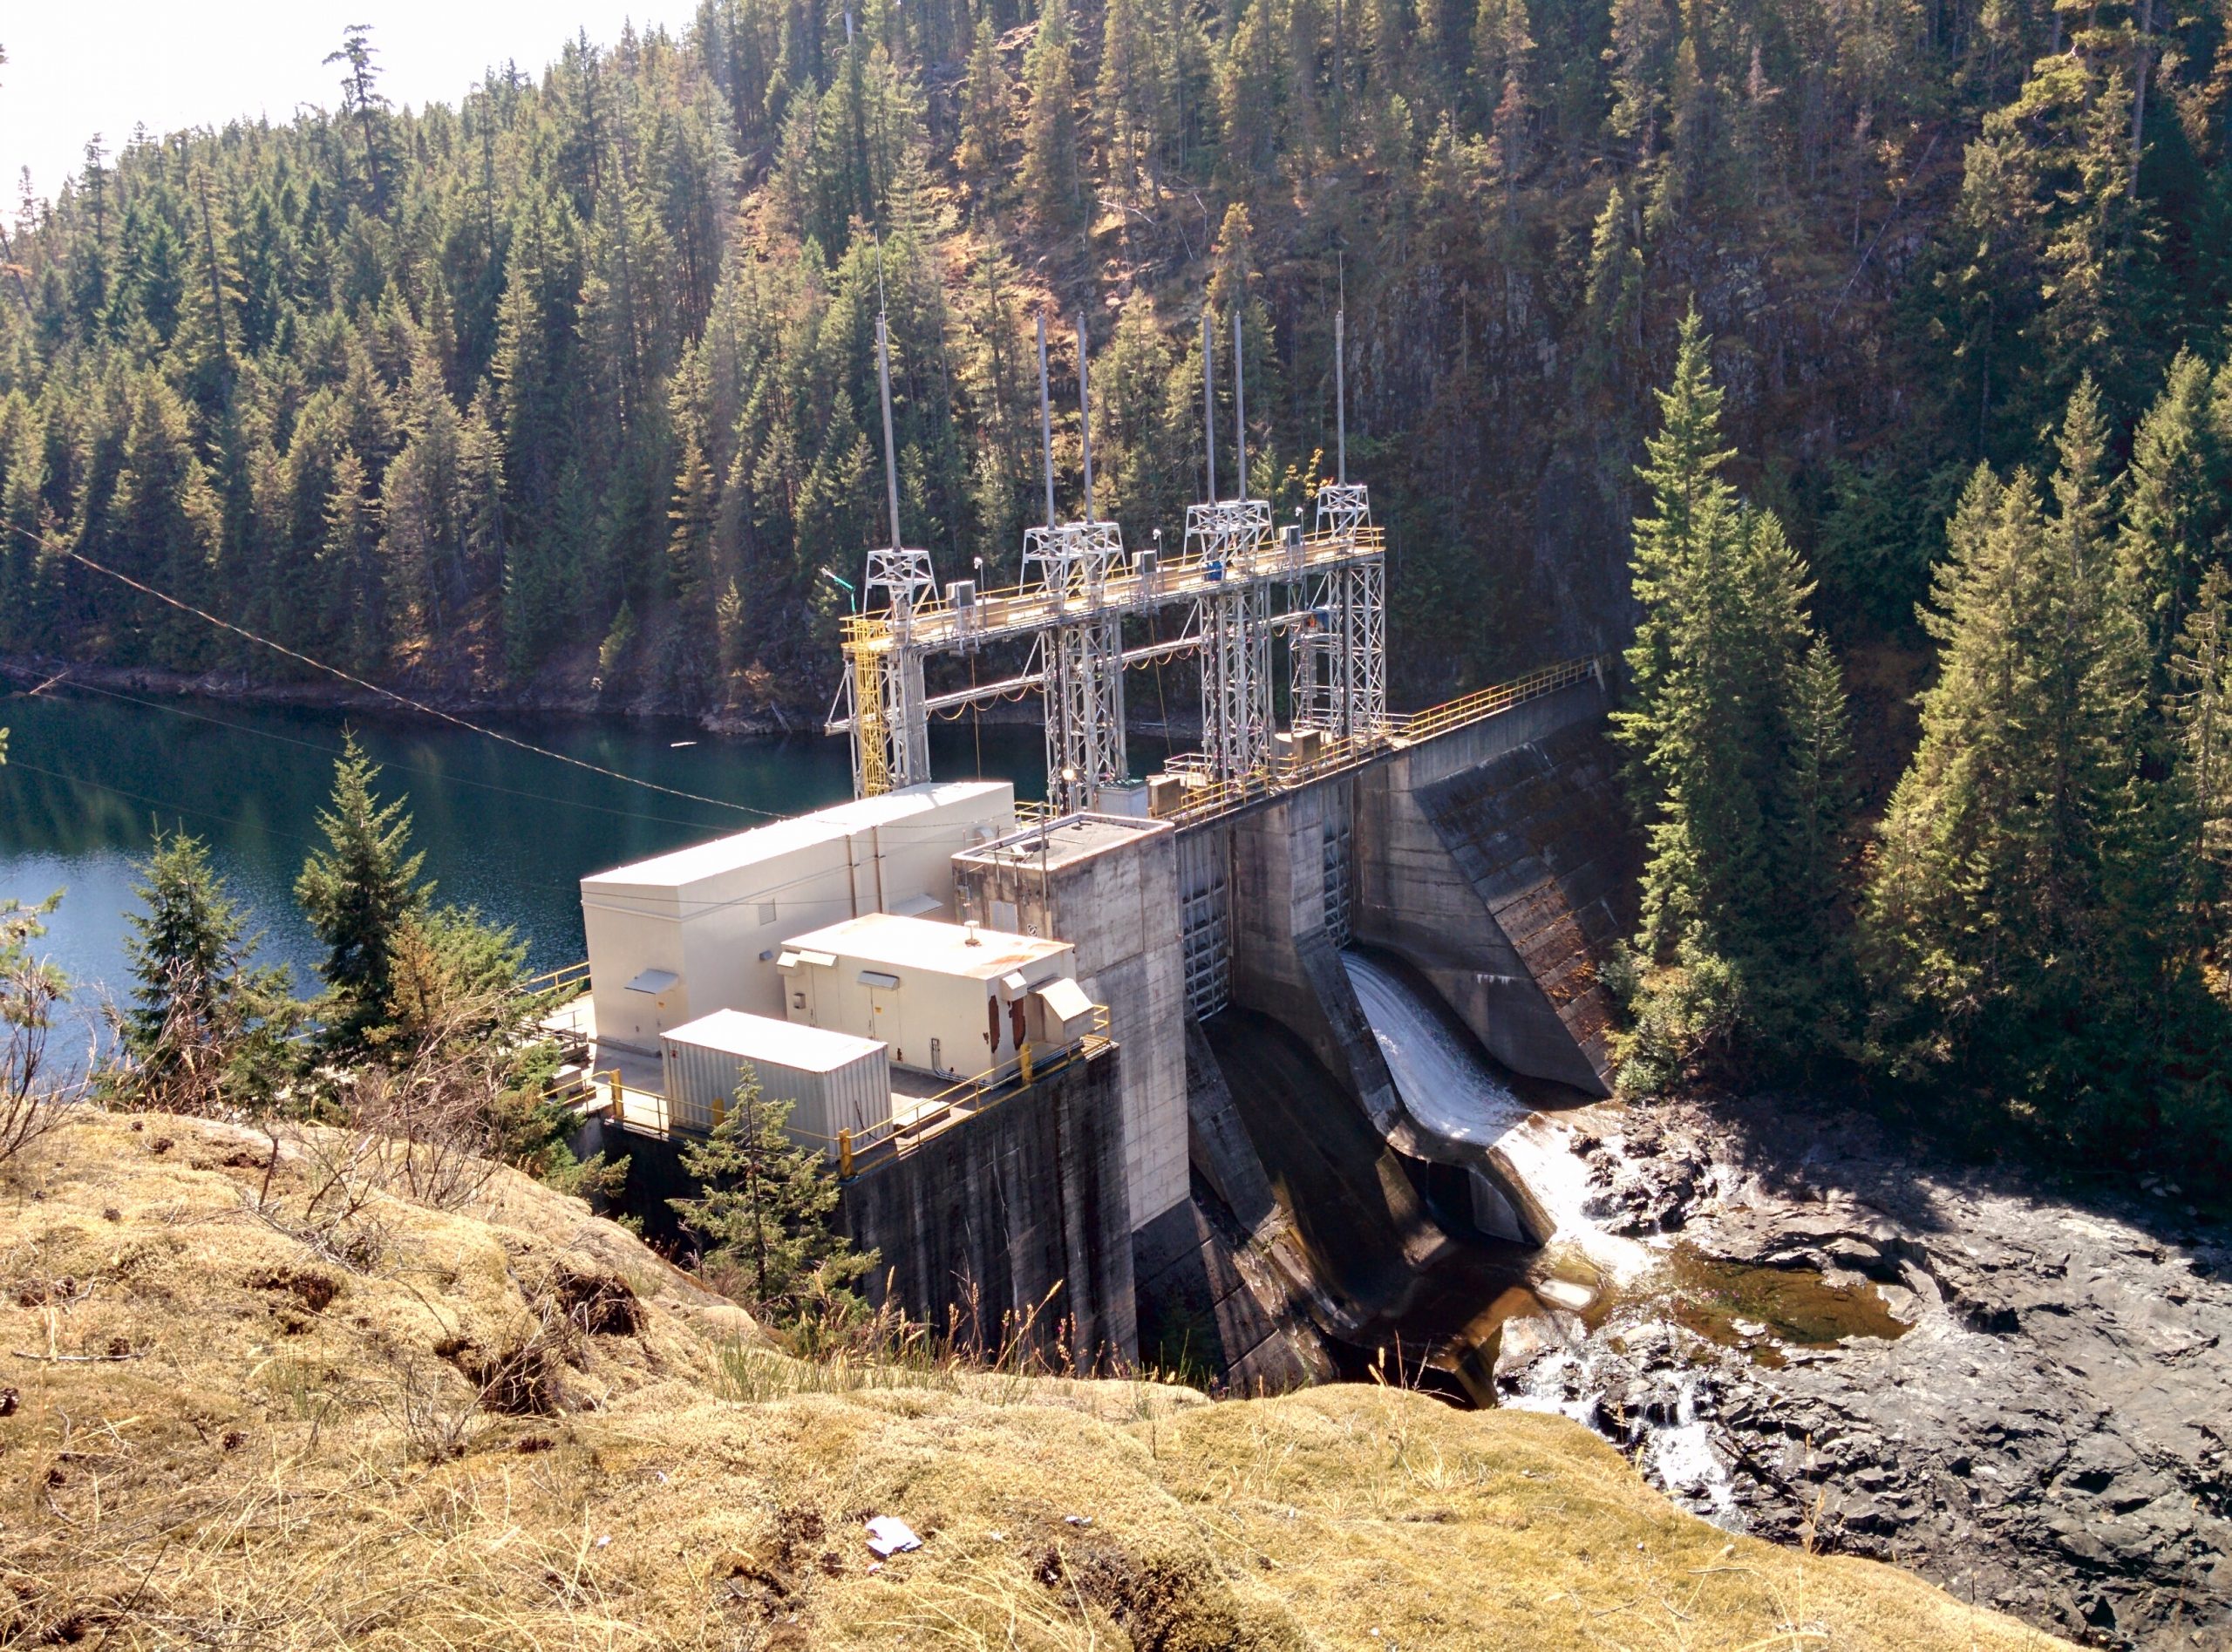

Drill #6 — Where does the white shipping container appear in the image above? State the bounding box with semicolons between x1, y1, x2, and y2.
660;1010;891;1157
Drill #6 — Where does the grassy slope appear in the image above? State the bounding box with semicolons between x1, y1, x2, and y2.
0;1114;2069;1649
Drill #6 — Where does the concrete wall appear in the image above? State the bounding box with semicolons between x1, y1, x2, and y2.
954;820;1190;1232
1351;674;1630;1093
1408;718;1640;1087
834;1047;1139;1365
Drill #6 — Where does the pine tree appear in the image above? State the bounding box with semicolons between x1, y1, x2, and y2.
668;1066;875;1326
1862;384;2165;1136
1020;0;1082;230
956;15;1011;198
1611;313;1853;1085
318;449;385;674
1099;0;1160;209
2170;567;2232;884
1582;183;1644;388
1603;0;1671;160
2117;350;2230;676
381;344;468;638
106;376;223;667
324;24;393;214
296;734;429;1045
120;831;293;1113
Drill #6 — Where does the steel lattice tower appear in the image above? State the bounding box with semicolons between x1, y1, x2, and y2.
1191;311;1278;782
1024;314;1130;814
1290;304;1385;744
829;295;1388;810
845;310;936;795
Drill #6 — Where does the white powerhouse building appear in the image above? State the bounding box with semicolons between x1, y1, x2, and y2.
578;781;1014;1052
576;782;1187;1245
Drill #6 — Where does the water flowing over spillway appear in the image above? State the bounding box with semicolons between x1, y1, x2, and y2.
1341;950;1532;1141
1339;951;1747;1526
1340;950;1650;1282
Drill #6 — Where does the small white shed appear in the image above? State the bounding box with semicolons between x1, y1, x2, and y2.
775;913;1084;1079
660;1009;891;1154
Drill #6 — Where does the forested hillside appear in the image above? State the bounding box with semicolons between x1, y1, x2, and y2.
0;0;2225;715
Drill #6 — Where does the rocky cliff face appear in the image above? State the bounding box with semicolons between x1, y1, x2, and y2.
1494;1091;2232;1649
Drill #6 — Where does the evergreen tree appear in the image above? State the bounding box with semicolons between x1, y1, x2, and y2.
1099;0;1160;210
318;449;385;673
668;1066;875;1325
956;16;1011;198
1020;0;1081;229
295;734;429;1044
1611;313;1853;1086
119;831;294;1113
105;377;223;667
2117;350;2231;676
325;24;393;213
2170;567;2232;898
1862;382;2186;1146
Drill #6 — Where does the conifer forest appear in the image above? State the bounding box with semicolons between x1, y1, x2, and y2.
2;0;2230;1177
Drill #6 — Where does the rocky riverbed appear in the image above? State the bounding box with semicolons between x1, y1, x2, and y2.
1491;1092;2232;1650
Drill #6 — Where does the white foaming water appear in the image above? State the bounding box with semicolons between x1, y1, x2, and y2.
1640;1370;1744;1530
1505;1343;1745;1532
1342;952;1650;1281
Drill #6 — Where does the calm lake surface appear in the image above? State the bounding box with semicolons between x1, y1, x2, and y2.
0;683;1084;1015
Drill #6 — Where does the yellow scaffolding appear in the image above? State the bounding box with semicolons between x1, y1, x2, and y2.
844;613;894;798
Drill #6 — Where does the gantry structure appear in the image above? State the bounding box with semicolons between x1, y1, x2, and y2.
834;301;1386;808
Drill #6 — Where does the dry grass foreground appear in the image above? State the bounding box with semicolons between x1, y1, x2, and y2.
0;1113;2071;1651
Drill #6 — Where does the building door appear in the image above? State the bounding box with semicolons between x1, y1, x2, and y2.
869;984;902;1065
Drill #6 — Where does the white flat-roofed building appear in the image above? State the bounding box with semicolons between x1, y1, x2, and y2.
776;913;1084;1079
580;780;1014;1052
660;1009;890;1153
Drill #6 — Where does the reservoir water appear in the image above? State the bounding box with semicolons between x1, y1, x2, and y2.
0;683;1081;1015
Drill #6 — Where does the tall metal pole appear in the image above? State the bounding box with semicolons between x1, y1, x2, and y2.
1335;306;1347;486
1077;312;1095;523
875;312;904;557
1201;310;1216;503
1037;312;1056;529
1233;309;1247;500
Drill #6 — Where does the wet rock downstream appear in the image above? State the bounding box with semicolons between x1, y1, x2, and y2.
1486;1093;2232;1650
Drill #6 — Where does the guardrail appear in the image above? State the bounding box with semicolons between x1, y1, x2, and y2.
1384;655;1604;743
827;1017;1113;1173
522;959;592;996
1152;656;1607;830
572;1011;1116;1179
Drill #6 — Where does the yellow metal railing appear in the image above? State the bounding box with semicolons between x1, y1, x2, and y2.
1150;656;1608;829
831;1023;1113;1170
1385;656;1603;743
521;959;591;996
1014;799;1060;826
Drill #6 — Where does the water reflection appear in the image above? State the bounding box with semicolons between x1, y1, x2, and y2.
0;683;1085;1001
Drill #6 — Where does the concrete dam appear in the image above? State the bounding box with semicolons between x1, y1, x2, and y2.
561;662;1640;1390
558;299;1642;1385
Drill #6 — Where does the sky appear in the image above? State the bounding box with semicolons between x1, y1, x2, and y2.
0;1;697;214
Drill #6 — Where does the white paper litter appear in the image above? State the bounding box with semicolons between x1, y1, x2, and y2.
865;1516;922;1557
